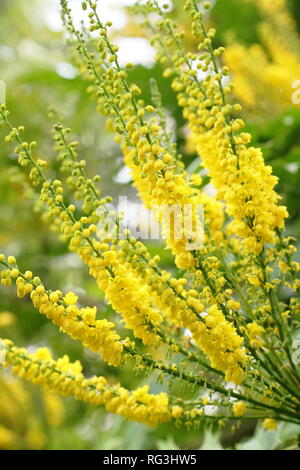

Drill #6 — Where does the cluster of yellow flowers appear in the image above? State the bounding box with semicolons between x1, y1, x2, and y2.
0;339;171;427
0;311;64;450
0;255;124;366
141;0;288;255
224;0;300;116
122;143;224;268
0;0;299;432
0;370;63;450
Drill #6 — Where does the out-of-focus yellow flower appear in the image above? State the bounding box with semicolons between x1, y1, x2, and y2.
0;312;16;328
263;418;278;431
233;401;246;417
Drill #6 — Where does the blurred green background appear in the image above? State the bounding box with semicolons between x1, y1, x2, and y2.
0;0;300;450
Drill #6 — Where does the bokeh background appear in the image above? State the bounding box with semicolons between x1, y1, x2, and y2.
0;0;300;450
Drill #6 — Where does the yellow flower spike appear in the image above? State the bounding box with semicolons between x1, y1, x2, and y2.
143;1;289;255
1;259;124;367
122;143;224;269
0;339;171;427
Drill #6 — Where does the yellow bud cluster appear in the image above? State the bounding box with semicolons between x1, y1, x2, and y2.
1;340;171;427
246;322;265;349
190;305;247;384
146;0;288;255
122;143;224;269
77;245;163;345
2;261;123;367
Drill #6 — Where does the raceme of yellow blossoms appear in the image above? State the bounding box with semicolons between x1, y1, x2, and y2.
0;257;124;367
0;0;299;432
136;0;288;255
224;0;300;117
0;339;170;427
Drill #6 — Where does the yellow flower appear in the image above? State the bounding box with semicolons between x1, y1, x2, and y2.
233;401;246;417
64;292;78;306
0;312;16;328
262;418;278;431
171;406;183;418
